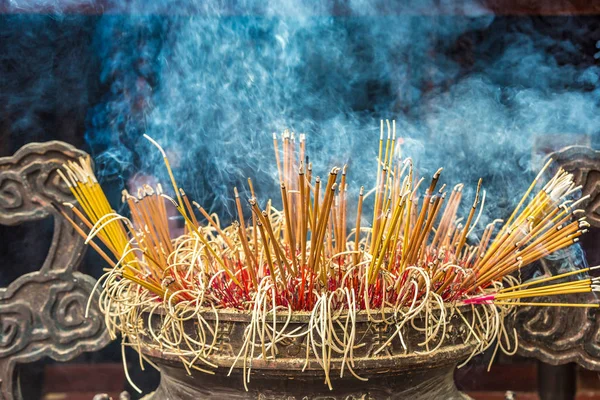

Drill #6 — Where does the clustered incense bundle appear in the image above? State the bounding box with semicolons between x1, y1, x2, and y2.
54;121;597;391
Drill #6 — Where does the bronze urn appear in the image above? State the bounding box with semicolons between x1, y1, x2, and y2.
140;308;477;399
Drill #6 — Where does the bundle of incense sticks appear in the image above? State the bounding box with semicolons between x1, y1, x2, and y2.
54;121;597;314
53;121;600;391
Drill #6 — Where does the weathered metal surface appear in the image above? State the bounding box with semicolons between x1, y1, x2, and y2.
141;308;475;399
550;146;600;227
513;145;600;370
150;362;469;400
512;272;600;369
0;142;109;400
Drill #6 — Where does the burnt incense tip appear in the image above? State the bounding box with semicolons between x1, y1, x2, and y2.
143;134;167;158
56;169;73;187
62;202;75;209
234;187;239;197
474;179;483;197
164;196;179;208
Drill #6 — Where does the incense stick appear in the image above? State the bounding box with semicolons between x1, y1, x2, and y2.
56;122;595;390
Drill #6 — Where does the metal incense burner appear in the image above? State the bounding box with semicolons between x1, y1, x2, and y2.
139;308;476;400
2;142;600;400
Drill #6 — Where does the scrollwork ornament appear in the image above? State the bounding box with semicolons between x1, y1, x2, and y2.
0;142;110;400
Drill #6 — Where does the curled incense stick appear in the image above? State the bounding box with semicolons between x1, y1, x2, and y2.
55;122;595;391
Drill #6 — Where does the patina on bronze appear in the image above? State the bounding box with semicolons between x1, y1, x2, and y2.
0;142;109;400
512;146;600;370
139;307;476;399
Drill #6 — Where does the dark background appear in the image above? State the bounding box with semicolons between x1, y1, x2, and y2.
1;2;600;398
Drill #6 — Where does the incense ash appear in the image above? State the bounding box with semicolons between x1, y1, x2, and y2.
55;120;596;392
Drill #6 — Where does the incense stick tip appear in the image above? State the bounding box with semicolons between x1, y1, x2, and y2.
143;134;167;158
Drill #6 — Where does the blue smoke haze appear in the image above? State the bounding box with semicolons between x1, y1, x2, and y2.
2;1;600;225
3;3;599;389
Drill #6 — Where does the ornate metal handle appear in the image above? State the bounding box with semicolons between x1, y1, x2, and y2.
514;146;600;370
0;142;110;400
